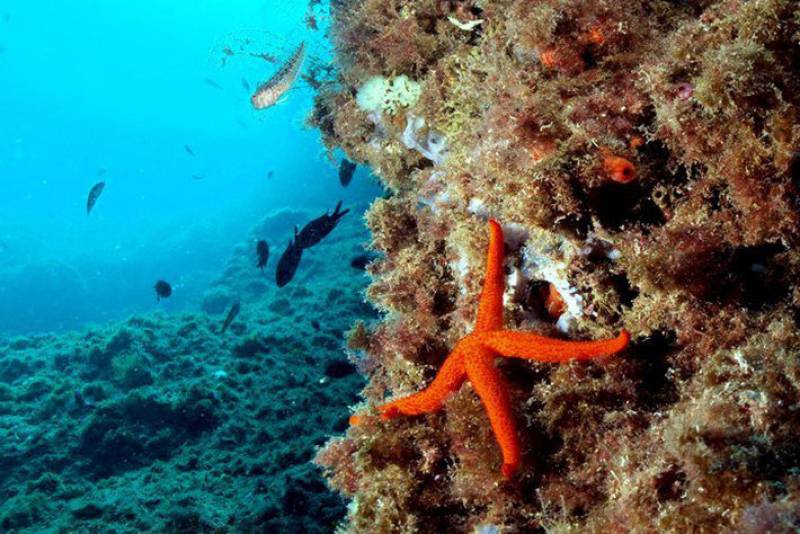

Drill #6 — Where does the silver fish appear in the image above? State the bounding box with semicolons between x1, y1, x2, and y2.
221;301;240;334
250;42;305;110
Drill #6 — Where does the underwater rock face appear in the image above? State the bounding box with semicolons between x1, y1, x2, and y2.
0;209;379;532
312;0;800;532
0;260;91;334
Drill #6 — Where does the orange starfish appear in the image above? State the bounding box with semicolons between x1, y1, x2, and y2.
350;219;630;478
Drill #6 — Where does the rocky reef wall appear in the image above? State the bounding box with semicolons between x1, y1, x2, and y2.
312;1;800;532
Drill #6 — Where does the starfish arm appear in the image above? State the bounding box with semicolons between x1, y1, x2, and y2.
474;219;505;333
350;347;467;425
476;329;630;363
464;345;521;479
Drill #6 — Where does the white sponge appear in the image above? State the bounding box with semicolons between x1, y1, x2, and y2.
356;75;421;114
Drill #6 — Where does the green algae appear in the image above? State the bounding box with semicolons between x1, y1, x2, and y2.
0;207;381;532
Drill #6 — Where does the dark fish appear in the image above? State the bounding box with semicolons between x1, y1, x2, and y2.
222;46;235;56
296;201;349;249
249;52;277;63
221;301;240;334
256;240;269;270
97;167;107;176
241;77;250;91
350;254;373;271
204;78;222;90
339;159;357;187
184;145;194;156
154;280;172;301
86;182;105;215
311;319;320;330
276;234;303;288
267;170;274;180
192;175;204;180
306;14;318;31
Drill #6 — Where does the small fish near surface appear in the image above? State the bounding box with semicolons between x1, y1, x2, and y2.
204;78;223;90
184;145;195;156
276;234;303;288
192;175;205;181
296;201;349;249
256;240;269;270
86;181;105;215
251;42;305;110
221;301;241;334
305;14;318;31
241;77;250;91
249;51;277;63
154;280;172;301
338;158;357;187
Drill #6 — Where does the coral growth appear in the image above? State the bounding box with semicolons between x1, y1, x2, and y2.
312;0;800;531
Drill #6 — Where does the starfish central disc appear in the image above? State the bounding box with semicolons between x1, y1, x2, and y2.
351;219;630;478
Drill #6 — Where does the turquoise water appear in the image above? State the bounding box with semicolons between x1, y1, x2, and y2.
0;1;380;335
0;2;380;531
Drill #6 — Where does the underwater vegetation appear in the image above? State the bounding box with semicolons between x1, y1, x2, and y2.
310;0;800;531
0;209;379;532
349;219;630;480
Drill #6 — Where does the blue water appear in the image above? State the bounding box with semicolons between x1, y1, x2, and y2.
0;1;380;335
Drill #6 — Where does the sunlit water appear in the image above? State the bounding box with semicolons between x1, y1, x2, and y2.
0;0;380;335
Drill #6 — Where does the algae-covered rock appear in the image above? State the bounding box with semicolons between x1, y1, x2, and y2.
311;0;800;531
0;204;375;532
356;75;422;114
200;286;232;315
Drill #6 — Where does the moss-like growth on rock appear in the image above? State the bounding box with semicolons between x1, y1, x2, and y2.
312;0;800;531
